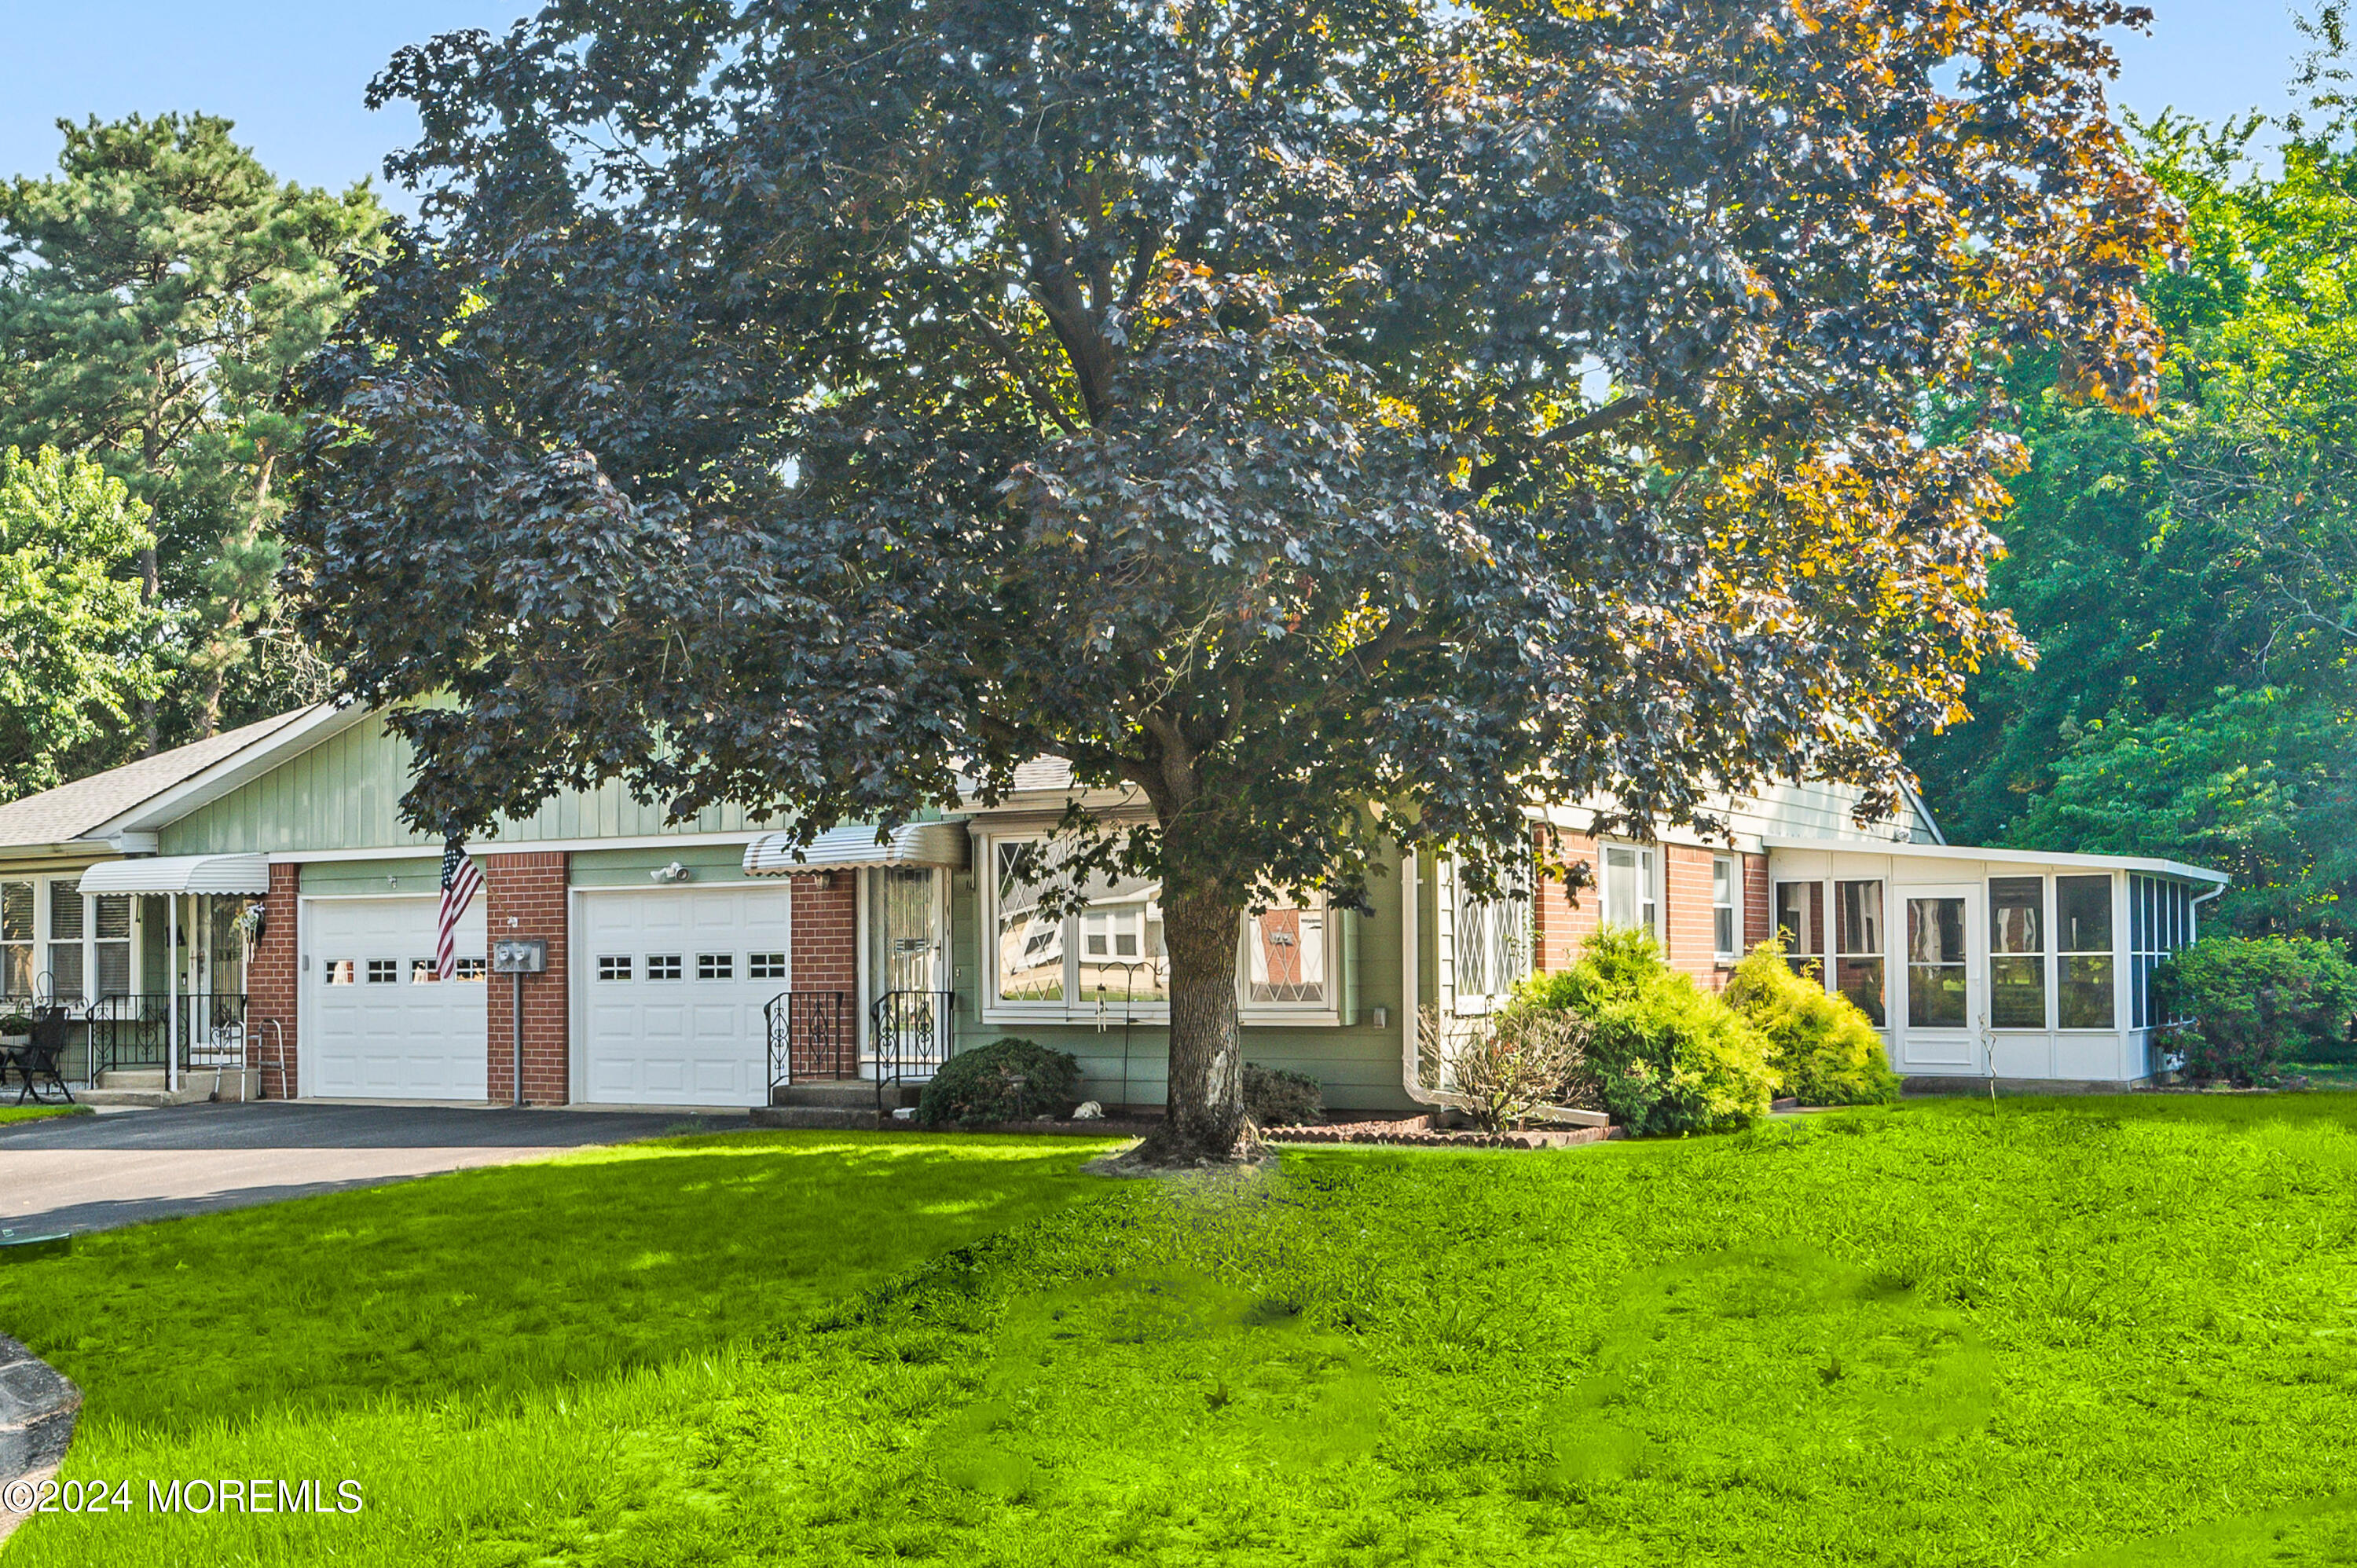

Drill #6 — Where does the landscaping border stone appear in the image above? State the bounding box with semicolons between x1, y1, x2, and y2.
1265;1115;1619;1150
0;1332;79;1545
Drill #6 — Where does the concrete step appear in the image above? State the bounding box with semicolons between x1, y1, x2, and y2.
770;1079;913;1109
67;1087;209;1108
749;1105;883;1131
96;1068;167;1090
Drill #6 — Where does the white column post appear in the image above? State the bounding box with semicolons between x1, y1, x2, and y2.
166;895;180;1094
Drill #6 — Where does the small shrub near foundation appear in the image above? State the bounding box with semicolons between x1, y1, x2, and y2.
1726;941;1900;1105
1242;1063;1325;1127
915;1039;1083;1128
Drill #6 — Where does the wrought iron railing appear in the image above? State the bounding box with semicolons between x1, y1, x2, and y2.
872;988;956;1115
89;992;248;1082
764;990;854;1094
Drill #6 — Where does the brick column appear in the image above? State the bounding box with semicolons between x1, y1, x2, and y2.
1664;844;1722;985
1744;852;1772;950
484;852;570;1105
249;862;300;1099
790;875;859;997
1532;828;1600;975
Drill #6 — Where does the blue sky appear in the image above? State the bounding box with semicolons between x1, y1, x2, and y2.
0;0;2327;210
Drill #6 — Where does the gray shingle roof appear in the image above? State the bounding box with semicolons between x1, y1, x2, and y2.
0;707;320;850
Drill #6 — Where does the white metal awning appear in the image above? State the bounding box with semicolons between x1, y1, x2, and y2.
743;821;970;876
78;853;271;896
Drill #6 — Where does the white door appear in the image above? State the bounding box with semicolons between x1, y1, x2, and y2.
578;886;792;1106
305;896;488;1099
1897;884;1981;1073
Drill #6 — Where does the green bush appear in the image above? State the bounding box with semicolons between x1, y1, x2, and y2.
914;1038;1083;1128
2154;935;2357;1086
1725;941;1901;1105
1513;926;1776;1136
1241;1062;1325;1127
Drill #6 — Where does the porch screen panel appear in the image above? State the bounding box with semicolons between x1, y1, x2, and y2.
0;881;28;996
1775;882;1825;980
1989;877;2047;1030
1835;881;1886;1027
46;883;83;1003
2056;875;2115;1029
1905;896;1967;1028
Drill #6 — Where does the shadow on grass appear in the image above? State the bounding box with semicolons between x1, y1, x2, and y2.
0;1129;1116;1438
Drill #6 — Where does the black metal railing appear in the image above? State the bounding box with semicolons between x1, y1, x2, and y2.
764;990;854;1093
872;988;956;1114
89;992;248;1082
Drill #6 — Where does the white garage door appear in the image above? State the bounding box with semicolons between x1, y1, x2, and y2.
305;896;488;1099
579;887;793;1106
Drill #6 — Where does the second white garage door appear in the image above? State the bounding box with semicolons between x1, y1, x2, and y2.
579;887;793;1106
305;896;489;1099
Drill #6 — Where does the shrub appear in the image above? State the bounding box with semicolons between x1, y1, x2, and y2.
1725;941;1900;1106
1242;1063;1325;1127
914;1038;1083;1128
1514;927;1775;1136
1420;1006;1591;1131
2154;936;2357;1086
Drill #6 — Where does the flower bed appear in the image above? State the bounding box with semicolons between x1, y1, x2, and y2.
1263;1115;1617;1150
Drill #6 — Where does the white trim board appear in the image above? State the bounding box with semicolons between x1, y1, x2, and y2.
269;831;771;865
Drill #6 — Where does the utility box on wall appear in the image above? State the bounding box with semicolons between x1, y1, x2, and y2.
492;939;548;974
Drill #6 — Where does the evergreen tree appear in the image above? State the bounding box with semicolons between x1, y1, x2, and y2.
0;113;386;757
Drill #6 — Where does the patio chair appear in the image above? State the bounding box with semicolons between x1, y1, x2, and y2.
13;1008;73;1106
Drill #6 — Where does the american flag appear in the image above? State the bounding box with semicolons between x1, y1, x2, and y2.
436;837;483;981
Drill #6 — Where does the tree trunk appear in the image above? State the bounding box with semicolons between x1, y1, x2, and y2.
1132;882;1266;1166
136;542;160;757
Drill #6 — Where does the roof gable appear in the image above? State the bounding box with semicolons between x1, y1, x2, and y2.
0;706;322;851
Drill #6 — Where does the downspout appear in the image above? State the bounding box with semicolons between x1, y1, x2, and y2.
1399;849;1450;1112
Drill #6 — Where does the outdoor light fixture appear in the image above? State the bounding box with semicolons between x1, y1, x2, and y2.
651;861;695;884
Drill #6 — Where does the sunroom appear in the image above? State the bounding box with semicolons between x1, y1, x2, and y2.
1761;840;2228;1086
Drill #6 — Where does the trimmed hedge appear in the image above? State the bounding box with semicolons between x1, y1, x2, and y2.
1514;927;1775;1136
1725;941;1900;1105
1242;1063;1324;1127
914;1038;1083;1128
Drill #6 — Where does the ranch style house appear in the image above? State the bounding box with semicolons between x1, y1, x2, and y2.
0;703;2226;1112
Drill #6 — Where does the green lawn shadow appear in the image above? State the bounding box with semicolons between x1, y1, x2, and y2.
0;1129;1117;1438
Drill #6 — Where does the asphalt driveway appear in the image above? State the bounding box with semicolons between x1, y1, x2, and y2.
0;1102;733;1236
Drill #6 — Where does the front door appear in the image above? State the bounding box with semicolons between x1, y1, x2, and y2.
869;866;948;1076
1897;885;1981;1074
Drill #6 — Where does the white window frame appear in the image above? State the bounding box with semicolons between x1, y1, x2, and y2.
1;874;138;1008
1710;855;1740;963
1599;842;1659;936
979;831;1340;1028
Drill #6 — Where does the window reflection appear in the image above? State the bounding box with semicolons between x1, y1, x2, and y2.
1247;902;1325;1006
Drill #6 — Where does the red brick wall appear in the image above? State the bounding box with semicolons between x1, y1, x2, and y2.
1663;844;1724;987
791;876;858;997
1744;852;1771;953
251;862;299;1099
485;852;569;1105
1530;833;1772;987
1532;828;1600;975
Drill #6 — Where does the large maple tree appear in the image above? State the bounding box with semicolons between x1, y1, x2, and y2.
293;0;2179;1161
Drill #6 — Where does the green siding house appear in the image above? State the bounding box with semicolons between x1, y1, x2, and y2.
0;703;2227;1111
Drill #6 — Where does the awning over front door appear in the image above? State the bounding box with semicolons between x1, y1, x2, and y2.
742;820;970;877
77;853;271;896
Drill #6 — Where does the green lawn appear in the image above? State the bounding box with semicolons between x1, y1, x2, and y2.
13;1102;2357;1564
0;1103;89;1127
